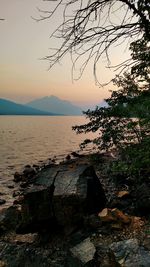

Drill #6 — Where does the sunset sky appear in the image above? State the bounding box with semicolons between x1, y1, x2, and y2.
0;0;131;107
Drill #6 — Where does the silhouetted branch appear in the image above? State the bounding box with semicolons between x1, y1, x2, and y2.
38;0;150;83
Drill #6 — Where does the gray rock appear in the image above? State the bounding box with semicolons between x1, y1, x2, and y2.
68;237;96;267
17;163;106;234
110;238;150;267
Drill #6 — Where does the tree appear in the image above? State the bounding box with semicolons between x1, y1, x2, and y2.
40;0;150;82
40;1;150;180
73;36;150;180
73;71;149;146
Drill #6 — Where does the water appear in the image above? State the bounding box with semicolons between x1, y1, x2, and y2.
0;116;94;177
0;116;95;204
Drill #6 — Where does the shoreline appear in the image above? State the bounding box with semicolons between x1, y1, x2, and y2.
1;151;150;267
0;150;96;210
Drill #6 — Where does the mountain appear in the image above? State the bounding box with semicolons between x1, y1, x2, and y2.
0;98;58;116
26;96;82;115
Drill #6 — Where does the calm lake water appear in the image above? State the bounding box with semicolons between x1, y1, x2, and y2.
0;116;94;181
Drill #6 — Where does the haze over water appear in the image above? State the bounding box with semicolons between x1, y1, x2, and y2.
0;116;95;180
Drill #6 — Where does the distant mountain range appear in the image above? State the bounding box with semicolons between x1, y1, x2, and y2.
26;96;82;115
0;98;57;116
0;96;107;116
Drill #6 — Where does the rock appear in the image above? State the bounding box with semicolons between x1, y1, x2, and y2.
32;164;39;168
23;166;36;178
16;185;55;233
13;172;22;183
25;164;31;168
111;208;131;224
71;152;83;158
117;191;129;199
84;167;107;214
68;237;96;267
7;185;14;189
143;237;150;250
94;244;120;267
99;208;131;225
135;183;150;216
66;154;71;161
0;206;21;233
20;182;29;188
110;238;150;267
0;241;66;267
98;208;115;222
13;191;21;198
0;199;6;205
17;164;106;234
98;208;131;230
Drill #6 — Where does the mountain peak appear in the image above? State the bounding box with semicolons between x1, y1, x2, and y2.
27;96;82;115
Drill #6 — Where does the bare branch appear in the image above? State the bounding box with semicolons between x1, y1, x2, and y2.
38;0;150;83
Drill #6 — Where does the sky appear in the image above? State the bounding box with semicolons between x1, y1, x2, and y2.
0;0;131;107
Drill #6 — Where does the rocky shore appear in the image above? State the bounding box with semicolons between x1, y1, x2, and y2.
1;152;150;267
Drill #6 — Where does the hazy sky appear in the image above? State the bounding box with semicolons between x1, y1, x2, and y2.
0;0;130;107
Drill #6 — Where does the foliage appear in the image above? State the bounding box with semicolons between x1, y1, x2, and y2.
73;34;150;180
112;136;150;181
73;70;150;145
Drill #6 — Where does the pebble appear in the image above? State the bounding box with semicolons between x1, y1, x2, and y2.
7;185;14;189
0;199;6;205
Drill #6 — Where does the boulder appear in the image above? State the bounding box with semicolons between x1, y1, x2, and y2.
110;238;150;267
17;164;106;233
16;185;55;233
0;206;21;234
67;237;96;267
